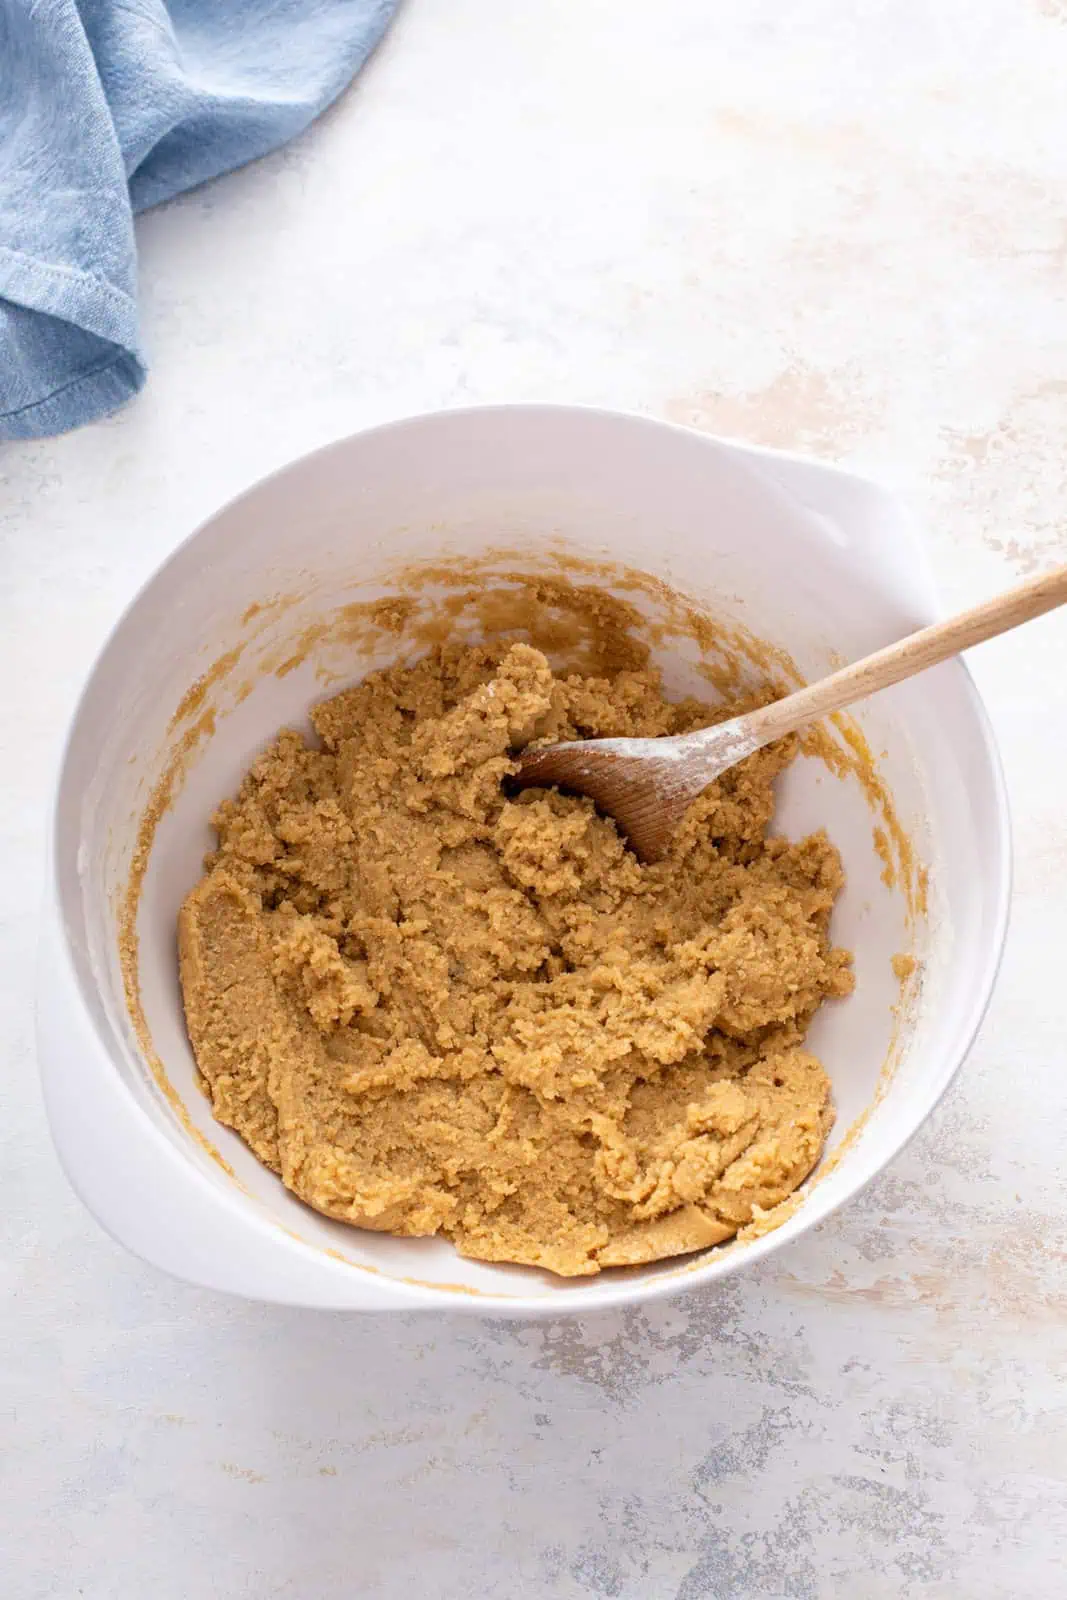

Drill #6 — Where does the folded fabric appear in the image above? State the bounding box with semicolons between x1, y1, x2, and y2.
0;0;400;441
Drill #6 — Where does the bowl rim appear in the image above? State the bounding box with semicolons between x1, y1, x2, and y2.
42;402;1014;1314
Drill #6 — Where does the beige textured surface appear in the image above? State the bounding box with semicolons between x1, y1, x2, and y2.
4;2;1067;1595
178;642;850;1274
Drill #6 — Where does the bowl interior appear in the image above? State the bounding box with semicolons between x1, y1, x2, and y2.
55;410;1007;1303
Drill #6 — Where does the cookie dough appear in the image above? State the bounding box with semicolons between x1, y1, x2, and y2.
178;641;853;1276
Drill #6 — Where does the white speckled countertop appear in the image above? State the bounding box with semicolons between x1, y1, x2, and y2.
3;3;1066;1595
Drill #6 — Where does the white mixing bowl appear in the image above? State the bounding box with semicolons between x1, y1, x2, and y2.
37;406;1010;1315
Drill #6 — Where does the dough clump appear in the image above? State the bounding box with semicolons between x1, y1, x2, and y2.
179;642;852;1276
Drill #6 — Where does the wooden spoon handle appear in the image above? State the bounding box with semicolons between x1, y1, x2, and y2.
744;562;1067;746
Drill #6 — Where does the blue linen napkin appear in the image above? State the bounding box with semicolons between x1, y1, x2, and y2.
0;0;400;441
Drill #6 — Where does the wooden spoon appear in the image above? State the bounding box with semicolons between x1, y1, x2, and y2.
513;563;1067;862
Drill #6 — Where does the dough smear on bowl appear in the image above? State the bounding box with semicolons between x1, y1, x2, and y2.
178;641;853;1277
